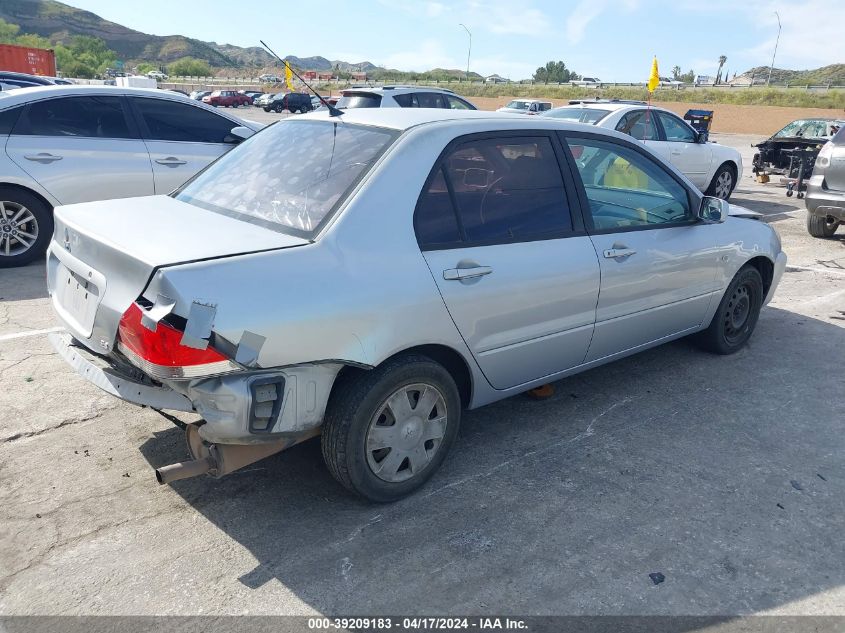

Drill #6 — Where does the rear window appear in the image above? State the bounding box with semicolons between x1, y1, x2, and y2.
175;120;399;237
542;107;610;124
337;92;382;108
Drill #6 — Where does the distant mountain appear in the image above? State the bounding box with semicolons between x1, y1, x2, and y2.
0;0;380;73
737;64;845;85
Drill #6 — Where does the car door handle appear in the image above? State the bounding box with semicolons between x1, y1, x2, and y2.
603;248;637;259
155;157;187;166
24;153;62;163
443;266;493;281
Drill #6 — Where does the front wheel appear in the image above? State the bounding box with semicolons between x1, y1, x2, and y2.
807;213;840;238
0;187;53;268
694;265;763;354
706;163;736;200
274;104;283;113
321;355;461;502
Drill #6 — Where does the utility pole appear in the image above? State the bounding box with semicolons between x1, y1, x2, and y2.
459;23;471;81
767;11;781;86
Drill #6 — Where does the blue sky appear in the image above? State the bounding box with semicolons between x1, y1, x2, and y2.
70;0;844;81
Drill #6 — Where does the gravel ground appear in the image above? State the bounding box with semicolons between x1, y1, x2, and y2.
0;132;843;617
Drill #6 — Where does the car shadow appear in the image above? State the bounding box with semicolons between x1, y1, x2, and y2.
730;187;800;222
0;261;50;301
138;307;844;619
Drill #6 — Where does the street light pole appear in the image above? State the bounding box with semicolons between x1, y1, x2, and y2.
458;23;471;81
767;11;781;86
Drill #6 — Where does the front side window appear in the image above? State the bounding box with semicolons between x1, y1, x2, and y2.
615;110;659;141
134;98;236;143
413;92;446;108
415;136;572;247
657;112;696;142
176;120;398;237
21;96;132;139
565;137;690;230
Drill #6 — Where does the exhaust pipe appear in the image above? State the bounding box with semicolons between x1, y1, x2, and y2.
155;423;320;485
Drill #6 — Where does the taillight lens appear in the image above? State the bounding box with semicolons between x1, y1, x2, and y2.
117;303;239;379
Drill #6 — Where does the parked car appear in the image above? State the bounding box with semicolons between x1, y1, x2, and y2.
189;90;212;101
542;101;743;199
253;92;277;108
805;126;845;238
258;74;282;83
263;92;312;113
203;90;252;107
146;71;168;81
752;118;845;176
46;108;785;501
496;99;553;115
659;77;684;86
336;86;476;110
570;77;602;86
240;90;264;101
0;85;261;266
0;71;56;91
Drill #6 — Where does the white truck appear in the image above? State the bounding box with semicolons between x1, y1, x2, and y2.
116;75;158;89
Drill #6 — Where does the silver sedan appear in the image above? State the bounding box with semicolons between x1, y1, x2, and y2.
47;108;787;502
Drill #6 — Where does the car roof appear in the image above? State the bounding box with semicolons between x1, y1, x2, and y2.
506;98;551;103
341;86;457;96
0;84;206;106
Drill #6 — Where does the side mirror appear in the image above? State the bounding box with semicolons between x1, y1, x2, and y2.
224;126;254;144
697;196;728;223
695;130;708;143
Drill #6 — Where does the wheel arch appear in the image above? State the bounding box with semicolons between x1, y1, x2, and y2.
332;344;474;410
0;181;56;213
745;255;775;298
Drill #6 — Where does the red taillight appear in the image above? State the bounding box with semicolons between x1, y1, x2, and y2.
117;303;238;379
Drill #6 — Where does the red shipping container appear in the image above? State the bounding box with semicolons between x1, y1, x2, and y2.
0;43;57;77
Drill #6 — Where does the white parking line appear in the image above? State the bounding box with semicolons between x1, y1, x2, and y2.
0;326;64;342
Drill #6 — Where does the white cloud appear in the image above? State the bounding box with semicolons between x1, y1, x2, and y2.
565;0;639;44
425;2;446;17
465;0;551;35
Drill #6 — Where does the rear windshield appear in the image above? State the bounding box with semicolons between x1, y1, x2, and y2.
175;120;398;237
337;92;382;108
541;107;610;124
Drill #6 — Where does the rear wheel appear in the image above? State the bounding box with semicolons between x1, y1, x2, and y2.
694;265;763;354
274;104;283;113
706;163;736;200
321;355;461;502
807;213;840;238
0;187;53;268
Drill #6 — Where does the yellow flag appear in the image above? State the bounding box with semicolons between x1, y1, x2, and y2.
647;56;659;93
285;61;294;90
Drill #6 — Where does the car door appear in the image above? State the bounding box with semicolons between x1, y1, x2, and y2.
129;96;242;194
561;133;721;362
614;109;671;164
416;133;600;390
5;95;154;205
655;110;712;188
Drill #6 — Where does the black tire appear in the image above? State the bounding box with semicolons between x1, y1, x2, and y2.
274;104;283;113
321;354;461;502
695;266;763;354
0;187;53;268
263;107;270;112
807;213;839;238
705;162;737;200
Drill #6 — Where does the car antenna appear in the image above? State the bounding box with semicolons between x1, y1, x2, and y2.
259;40;344;117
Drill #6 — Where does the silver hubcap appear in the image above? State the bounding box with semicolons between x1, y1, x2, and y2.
365;383;448;483
0;201;38;257
715;171;733;199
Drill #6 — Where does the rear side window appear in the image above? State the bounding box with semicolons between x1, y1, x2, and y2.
615;110;659;141
657;112;696;142
337;92;382;108
415;136;572;247
0;106;24;135
413;92;446;108
20;96;132;138
543;108;610;124
446;95;475;110
133;98;235;143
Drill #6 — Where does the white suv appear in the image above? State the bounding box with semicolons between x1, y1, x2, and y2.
336;86;476;110
543;101;742;199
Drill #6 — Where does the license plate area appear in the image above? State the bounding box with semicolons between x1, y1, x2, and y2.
54;262;103;338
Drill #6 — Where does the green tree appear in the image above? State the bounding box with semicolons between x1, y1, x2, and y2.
168;57;212;77
533;60;579;83
671;65;682;80
679;69;695;83
0;19;21;43
716;55;727;84
136;62;156;75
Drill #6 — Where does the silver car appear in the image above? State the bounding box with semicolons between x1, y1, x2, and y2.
47;109;787;502
0;85;261;267
805;126;845;238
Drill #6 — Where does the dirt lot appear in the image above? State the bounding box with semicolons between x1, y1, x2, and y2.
469;96;844;135
1;134;844;617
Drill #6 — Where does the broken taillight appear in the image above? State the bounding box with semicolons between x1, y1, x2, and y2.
117;303;239;379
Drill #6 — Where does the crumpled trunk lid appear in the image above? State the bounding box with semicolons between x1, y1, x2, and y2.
48;195;308;354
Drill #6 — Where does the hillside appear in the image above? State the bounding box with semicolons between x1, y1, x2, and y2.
737;64;845;85
0;0;378;72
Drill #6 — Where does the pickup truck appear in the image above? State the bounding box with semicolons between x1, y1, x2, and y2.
202;90;252;107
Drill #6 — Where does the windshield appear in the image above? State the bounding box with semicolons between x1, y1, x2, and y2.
505;100;528;109
337;92;382;108
176;120;399;237
541;107;610;124
773;119;839;139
